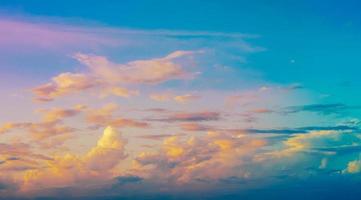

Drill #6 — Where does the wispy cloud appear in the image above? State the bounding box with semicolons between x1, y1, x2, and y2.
283;103;360;115
32;51;199;102
0;18;118;50
148;111;221;122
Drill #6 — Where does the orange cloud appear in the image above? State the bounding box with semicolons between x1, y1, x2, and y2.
73;50;197;84
149;93;173;102
0;142;51;176
0;121;74;141
85;103;149;129
101;87;139;98
0;105;85;146
32;73;96;102
180;123;212;131
150;93;200;103
0;123;30;134
173;94;200;103
32;51;198;102
134;131;266;184
344;159;361;174
37;104;86;122
21;126;127;192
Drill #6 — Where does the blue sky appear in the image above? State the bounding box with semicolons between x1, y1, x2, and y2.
0;1;361;199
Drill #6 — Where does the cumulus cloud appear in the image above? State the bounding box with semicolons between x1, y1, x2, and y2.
268;130;361;157
259;129;361;177
133;131;266;184
84;126;127;170
22;126;127;192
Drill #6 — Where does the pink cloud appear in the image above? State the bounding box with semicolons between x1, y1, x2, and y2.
73;50;198;84
32;51;199;101
150;111;221;122
0;19;117;50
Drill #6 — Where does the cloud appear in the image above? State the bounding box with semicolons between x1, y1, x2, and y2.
110;118;149;129
0;19;116;50
174;94;201;103
246;128;306;134
37;105;86;122
150;93;200;103
32;73;97;102
283;103;359;115
134;131;266;184
269;130;361;157
85;103;149;129
73;50;198;84
85;103;119;123
100;87;139;98
29;122;75;141
244;125;360;135
4;15;361;199
249;108;274;114
180;123;212;131
0;143;49;161
0;142;51;174
84;126;127;171
344;158;361;174
138;134;184;141
22;126;127;192
224;86;274;108
0;105;87;146
149;111;221;122
32;51;199;102
0;123;30;134
149;93;173;102
32;73;140;102
0;121;75;142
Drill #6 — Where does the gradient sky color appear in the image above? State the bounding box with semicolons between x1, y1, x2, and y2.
0;1;361;199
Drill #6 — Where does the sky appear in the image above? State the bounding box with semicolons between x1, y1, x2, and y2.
0;0;361;199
